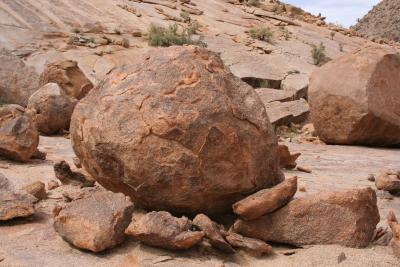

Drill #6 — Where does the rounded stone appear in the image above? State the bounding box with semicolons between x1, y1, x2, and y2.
27;83;77;135
70;46;282;215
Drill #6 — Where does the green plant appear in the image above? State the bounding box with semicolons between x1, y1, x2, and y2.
180;11;191;22
187;20;200;35
272;4;284;14
148;23;206;47
249;26;273;42
311;42;327;66
283;28;290;40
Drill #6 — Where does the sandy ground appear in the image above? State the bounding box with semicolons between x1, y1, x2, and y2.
0;136;399;267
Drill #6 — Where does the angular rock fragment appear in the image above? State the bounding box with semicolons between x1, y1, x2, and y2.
27;83;77;135
0;48;39;106
309;47;400;146
40;60;93;100
47;180;59;190
375;170;400;194
225;232;273;257
53;191;134;252
125;211;204;250
264;99;310;127
53;160;94;187
234;188;380;248
387;211;400;258
70;46;282;215
232;177;297;220
0;105;39;162
193;214;235;253
255;88;295;103
278;144;301;169
0;174;35;221
24;181;46;201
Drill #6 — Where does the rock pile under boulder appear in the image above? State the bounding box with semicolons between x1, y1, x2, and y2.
70;46;283;215
53;191;134;252
27;83;77;135
309;47;400;146
0;105;39;162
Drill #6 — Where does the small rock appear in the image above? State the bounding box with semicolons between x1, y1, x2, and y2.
278;144;301;169
0;174;35;221
337;252;346;263
233;177;297;220
24;181;47;200
125;211;204;251
283;251;296;256
296;166;312;173
193;214;235;253
375;170;400;194
54;160;94;187
53;191;134;252
31;149;47;160
47;180;60;190
367;174;376;182
225;232;273;257
387;210;400;258
299;186;306;192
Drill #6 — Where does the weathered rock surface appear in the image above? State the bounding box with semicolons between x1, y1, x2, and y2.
264;99;310;127
225;232;273;257
53;191;134;252
255;88;294;103
53;160;94;187
40;60;93;100
193;214;235;253
233;176;297;220
0;105;39;162
0;48;39;106
24;181;46;201
279;144;301;169
71;46;282;215
27;83;77;135
388;211;400;258
125;211;204;251
281;73;309;99
234;188;380;248
375;170;400;194
309;47;400;146
0;174;35;221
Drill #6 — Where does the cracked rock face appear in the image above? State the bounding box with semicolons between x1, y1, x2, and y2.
70;46;282;215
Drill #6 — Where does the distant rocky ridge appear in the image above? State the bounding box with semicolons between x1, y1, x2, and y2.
354;0;400;43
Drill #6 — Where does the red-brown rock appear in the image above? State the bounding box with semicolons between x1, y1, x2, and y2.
70;46;282;215
53;191;134;252
39;60;93;100
0;48;39;106
232;176;297;220
309;47;400;146
375;170;400;194
278;144;301;169
125;211;204;251
387;211;400;258
0;105;39;162
27;83;77;135
225;232;273;257
234;188;380;248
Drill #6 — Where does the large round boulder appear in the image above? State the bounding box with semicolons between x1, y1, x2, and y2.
71;46;282;215
0;105;39;162
309;46;400;146
27;83;77;135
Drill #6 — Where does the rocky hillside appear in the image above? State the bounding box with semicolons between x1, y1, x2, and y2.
354;0;400;42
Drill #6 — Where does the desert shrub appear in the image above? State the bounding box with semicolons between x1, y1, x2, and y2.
246;0;260;7
187;20;200;35
148;23;206;47
180;11;191;22
283;28;291;40
311;42;327;66
249;26;273;42
330;31;336;40
272;4;285;14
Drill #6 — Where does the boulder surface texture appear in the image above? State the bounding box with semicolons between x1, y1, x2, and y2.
70;46;282;215
309;47;400;146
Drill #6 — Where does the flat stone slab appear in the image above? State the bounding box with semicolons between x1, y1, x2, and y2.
264;99;310;126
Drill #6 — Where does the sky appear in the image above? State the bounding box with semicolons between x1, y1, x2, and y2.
284;0;381;27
